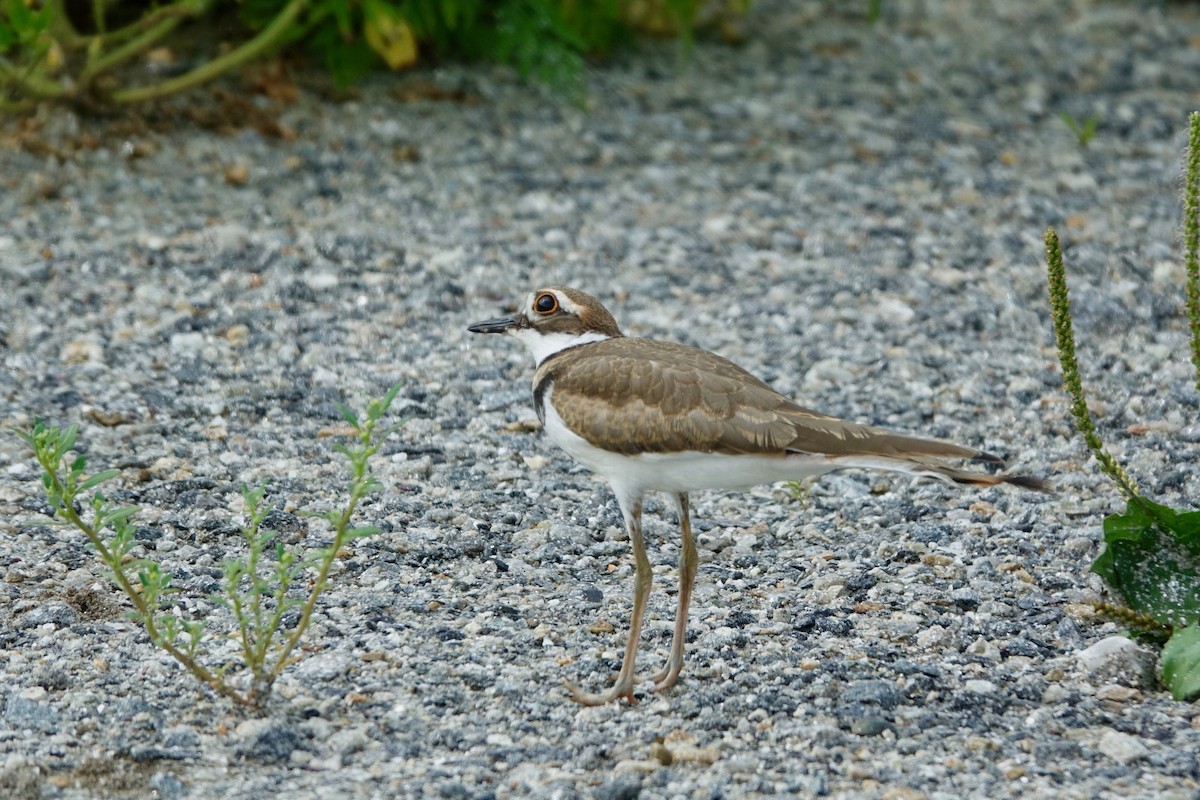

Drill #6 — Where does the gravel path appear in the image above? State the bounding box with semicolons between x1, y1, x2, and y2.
3;1;1200;797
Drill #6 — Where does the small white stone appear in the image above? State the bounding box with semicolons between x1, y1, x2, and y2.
1077;636;1137;672
522;455;549;471
512;526;550;550
1097;729;1149;764
304;272;339;290
965;679;997;695
876;297;915;325
916;624;947;648
965;637;1001;661
169;332;205;352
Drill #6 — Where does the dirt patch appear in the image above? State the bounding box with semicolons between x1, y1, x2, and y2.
63;585;122;621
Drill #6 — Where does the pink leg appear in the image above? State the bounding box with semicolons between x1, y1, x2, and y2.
566;494;650;705
649;492;696;691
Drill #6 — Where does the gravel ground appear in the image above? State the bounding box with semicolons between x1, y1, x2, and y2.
3;1;1200;797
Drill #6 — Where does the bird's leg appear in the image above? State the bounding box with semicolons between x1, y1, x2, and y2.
566;494;651;706
649;492;697;692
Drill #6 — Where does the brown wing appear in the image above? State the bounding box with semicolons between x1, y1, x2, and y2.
541;338;992;460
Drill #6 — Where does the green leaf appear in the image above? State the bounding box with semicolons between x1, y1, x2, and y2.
1092;498;1200;629
336;401;360;429
255;529;279;550
1161;626;1200;701
101;506;140;527
374;382;402;418
79;469;120;490
59;424;77;452
345;525;379;540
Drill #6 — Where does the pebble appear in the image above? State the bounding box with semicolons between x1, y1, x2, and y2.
1097;729;1150;765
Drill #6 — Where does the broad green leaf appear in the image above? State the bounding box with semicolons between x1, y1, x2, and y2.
1092;498;1200;629
80;469;120;490
1162;626;1200;701
364;2;419;71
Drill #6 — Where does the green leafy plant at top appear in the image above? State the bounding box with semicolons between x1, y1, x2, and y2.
1042;112;1200;701
0;0;723;111
19;383;408;709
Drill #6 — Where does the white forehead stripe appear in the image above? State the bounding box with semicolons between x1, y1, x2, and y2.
553;290;584;316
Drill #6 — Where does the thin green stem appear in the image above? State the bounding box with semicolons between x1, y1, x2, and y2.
79;17;183;89
110;0;309;104
227;566;257;680
92;0;107;37
46;0;87;50
1184;111;1200;395
95;0;207;49
0;95;36;112
266;486;364;685
1044;227;1141;500
0;57;67;99
266;435;378;687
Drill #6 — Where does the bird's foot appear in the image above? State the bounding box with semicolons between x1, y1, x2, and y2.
645;662;683;693
563;679;637;706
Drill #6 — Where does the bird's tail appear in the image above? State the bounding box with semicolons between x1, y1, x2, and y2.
822;454;1050;493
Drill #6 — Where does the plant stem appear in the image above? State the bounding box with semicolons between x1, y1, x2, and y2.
1184;111;1200;395
110;0;310;104
31;450;253;707
46;0;88;50
266;472;367;688
0;57;67;99
97;0;208;49
79;17;185;90
1043;227;1141;500
92;0;107;37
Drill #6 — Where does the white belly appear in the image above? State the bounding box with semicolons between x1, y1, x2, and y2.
539;388;834;494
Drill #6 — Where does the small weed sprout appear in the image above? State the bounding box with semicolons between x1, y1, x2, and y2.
1058;112;1101;148
19;383;408;709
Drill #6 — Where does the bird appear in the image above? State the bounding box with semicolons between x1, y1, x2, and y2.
468;286;1046;705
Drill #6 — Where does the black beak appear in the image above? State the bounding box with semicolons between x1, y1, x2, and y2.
467;315;519;334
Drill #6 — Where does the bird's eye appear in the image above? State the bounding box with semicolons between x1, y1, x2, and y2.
534;292;558;314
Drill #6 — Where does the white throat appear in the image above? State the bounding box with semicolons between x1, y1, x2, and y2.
512;328;611;365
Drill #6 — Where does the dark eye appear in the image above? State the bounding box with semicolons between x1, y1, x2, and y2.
534;292;558;314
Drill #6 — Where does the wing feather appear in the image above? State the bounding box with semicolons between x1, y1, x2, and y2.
539;338;990;461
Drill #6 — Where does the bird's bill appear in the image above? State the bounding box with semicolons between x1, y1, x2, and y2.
467;315;519;334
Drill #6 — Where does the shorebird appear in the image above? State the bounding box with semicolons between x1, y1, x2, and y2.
469;286;1045;704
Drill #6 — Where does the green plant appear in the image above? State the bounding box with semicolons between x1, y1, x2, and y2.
1185;111;1200;394
19;383;407;709
0;0;722;111
1058;111;1101;148
1042;112;1200;700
